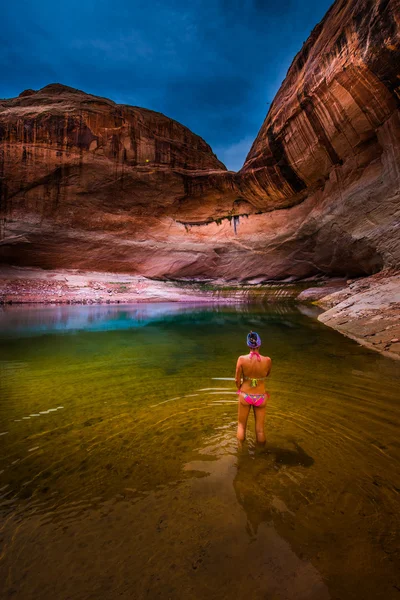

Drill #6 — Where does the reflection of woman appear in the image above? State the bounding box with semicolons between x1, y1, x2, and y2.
235;331;272;444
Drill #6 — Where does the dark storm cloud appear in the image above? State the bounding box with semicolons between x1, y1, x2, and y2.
2;0;333;170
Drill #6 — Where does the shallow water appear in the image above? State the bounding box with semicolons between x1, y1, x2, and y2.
0;302;399;600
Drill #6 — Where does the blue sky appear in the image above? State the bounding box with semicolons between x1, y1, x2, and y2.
2;0;333;170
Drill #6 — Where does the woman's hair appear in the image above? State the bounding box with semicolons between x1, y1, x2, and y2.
247;330;261;348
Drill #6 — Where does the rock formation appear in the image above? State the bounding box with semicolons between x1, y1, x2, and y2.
0;0;399;280
236;0;400;278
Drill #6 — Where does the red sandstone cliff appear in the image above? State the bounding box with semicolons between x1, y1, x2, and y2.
234;0;400;277
0;0;399;280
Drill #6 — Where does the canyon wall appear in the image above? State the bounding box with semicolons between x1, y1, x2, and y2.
0;0;399;280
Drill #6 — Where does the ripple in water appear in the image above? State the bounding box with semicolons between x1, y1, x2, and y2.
0;302;399;599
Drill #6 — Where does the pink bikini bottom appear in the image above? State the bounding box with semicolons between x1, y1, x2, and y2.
237;390;270;407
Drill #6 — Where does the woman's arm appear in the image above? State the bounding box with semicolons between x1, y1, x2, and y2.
266;357;272;377
235;357;243;389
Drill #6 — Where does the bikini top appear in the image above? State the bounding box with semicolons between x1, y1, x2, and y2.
242;374;268;387
242;351;269;387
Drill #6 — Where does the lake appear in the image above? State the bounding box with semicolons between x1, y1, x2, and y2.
0;302;399;599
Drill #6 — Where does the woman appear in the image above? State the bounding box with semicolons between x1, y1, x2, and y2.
235;331;272;444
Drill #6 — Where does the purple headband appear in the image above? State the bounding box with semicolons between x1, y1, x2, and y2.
247;331;261;348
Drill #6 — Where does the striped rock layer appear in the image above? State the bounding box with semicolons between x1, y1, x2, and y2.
0;0;399;280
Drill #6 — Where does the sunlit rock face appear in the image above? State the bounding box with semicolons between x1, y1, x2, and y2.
0;0;399;280
235;0;400;278
0;83;234;275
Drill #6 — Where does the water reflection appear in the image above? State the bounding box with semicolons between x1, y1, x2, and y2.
233;440;314;536
184;440;330;600
0;301;309;337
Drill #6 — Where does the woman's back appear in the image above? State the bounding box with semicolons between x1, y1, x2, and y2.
239;351;271;394
241;352;270;377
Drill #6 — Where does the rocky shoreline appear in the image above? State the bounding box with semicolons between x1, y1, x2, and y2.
295;270;400;360
0;266;335;304
315;271;400;361
0;267;205;305
1;266;399;360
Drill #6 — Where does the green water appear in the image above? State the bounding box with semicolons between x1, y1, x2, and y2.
0;302;399;600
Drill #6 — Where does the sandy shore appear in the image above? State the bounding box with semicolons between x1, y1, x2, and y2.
0;267;212;304
0;266;342;305
1;266;399;360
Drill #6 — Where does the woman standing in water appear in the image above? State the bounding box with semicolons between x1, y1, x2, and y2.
235;331;272;444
